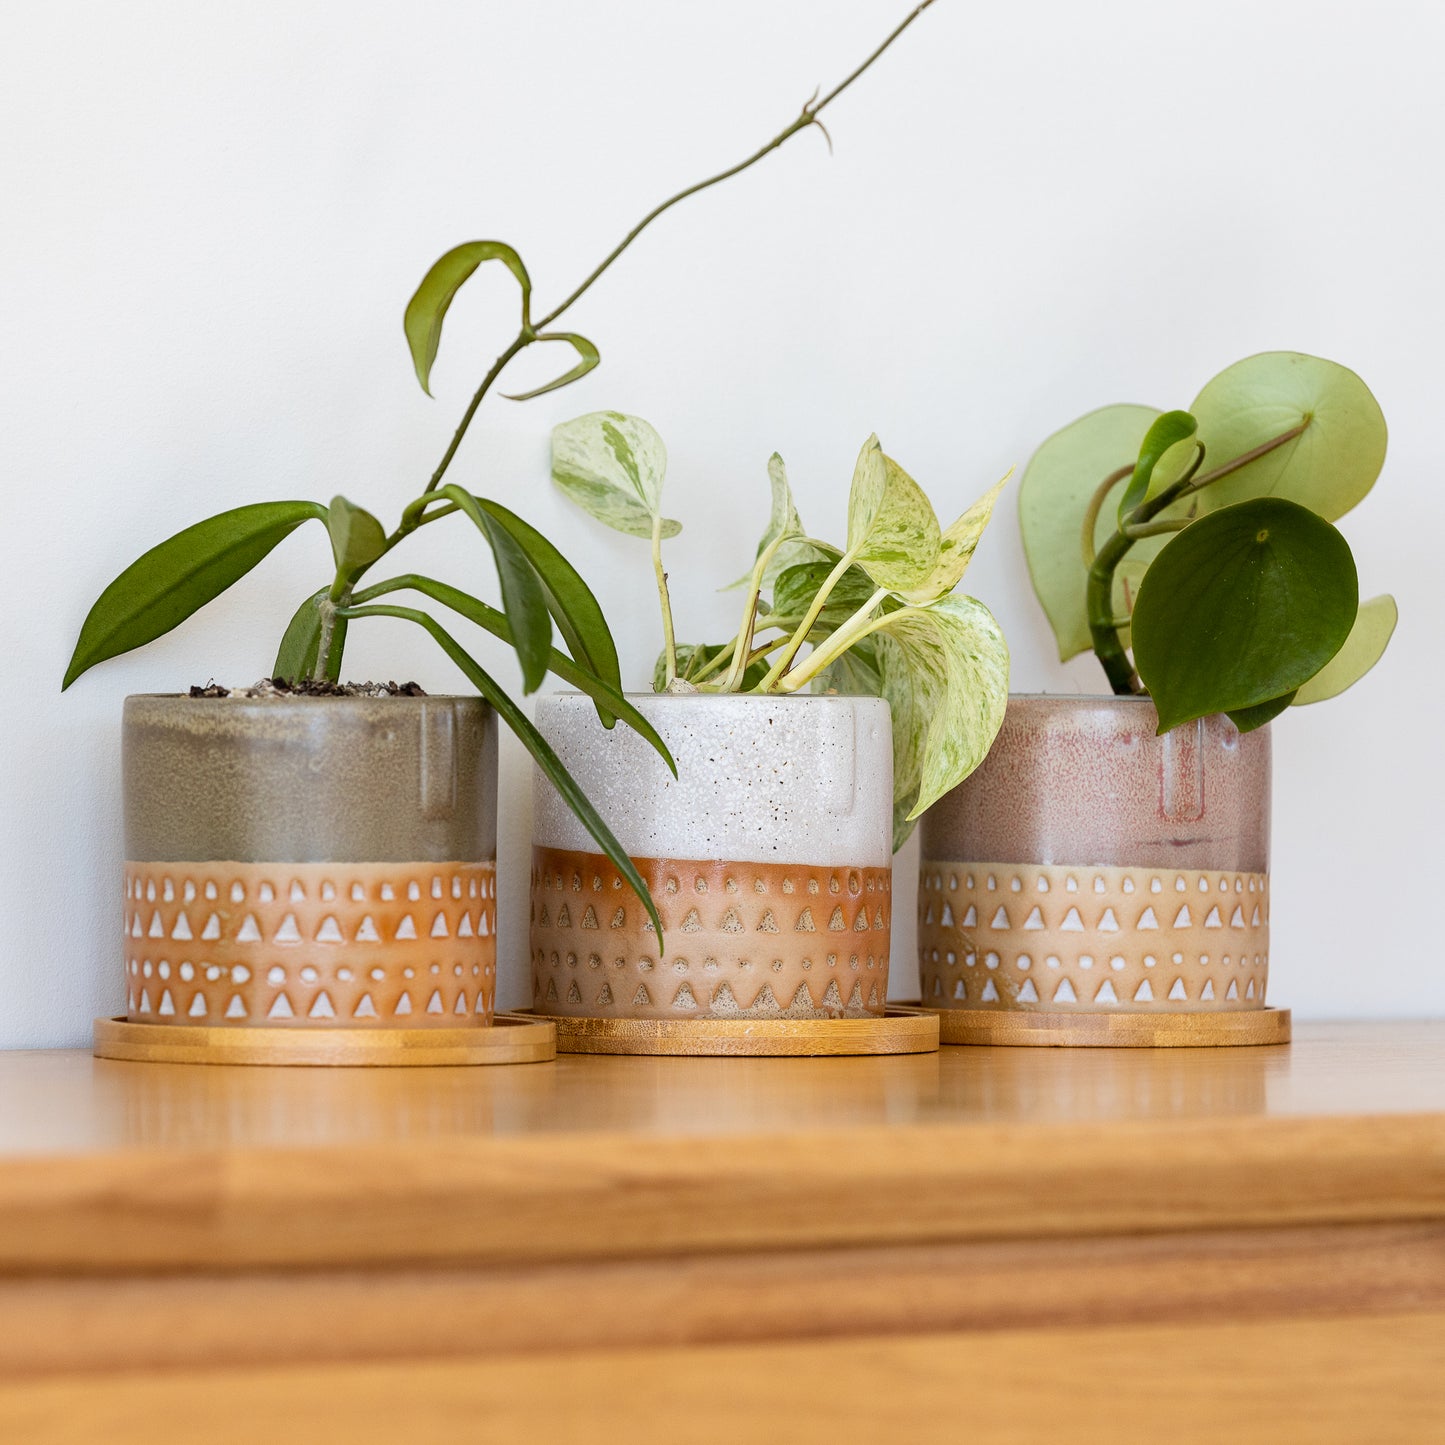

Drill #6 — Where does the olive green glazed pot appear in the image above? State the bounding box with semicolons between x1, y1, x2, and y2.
121;695;498;1028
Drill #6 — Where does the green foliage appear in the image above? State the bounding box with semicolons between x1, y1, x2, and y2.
551;411;680;540
64;502;328;689
1018;351;1393;733
1131;499;1358;732
64;2;938;934
404;241;531;396
552;409;1012;850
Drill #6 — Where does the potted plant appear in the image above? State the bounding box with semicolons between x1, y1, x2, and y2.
65;2;938;1049
530;410;1011;1022
918;351;1395;1032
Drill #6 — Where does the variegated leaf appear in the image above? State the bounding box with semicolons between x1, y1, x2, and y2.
898;469;1012;606
846;436;941;592
551;411;680;540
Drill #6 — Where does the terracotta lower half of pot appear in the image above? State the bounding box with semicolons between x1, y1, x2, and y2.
918;861;1267;1012
920;695;1272;1015
124;860;497;1026
530;848;891;1019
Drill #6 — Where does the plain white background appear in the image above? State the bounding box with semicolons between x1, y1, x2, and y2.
2;0;1440;1047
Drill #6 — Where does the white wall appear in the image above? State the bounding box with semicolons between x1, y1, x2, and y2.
2;0;1440;1047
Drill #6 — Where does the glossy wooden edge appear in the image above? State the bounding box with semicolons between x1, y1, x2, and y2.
91;1014;555;1067
4;1221;1442;1382
929;1005;1292;1048
1;1109;1444;1273
3;1312;1443;1444
517;1007;939;1056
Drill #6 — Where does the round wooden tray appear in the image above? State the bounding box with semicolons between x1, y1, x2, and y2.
92;1013;556;1067
517;1007;939;1057
928;1006;1292;1049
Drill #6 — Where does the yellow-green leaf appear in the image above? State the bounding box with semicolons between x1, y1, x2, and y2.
846;435;941;592
898;469;1011;606
1292;594;1397;705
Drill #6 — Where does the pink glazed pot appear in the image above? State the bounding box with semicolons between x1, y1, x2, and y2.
918;695;1270;1014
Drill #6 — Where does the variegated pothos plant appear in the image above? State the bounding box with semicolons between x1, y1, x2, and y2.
552;411;1013;849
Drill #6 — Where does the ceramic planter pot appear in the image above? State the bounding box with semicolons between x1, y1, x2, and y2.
530;694;893;1020
121;695;498;1027
919;695;1270;1013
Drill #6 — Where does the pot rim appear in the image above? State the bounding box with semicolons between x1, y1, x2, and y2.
541;689;888;705
124;692;487;704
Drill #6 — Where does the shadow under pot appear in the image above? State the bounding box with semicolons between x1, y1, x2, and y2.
530;693;894;1020
919;695;1271;1014
122;694;498;1028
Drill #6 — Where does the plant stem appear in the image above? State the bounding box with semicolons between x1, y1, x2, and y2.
531;1;937;332
775;586;889;693
720;532;789;692
757;550;858;689
652;516;678;687
1085;419;1311;694
1081;466;1132;568
417;0;937;501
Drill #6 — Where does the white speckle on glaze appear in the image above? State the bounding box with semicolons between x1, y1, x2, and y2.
532;694;892;868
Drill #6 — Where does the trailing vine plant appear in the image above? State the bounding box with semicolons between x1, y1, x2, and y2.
552;411;1013;850
1019;352;1396;732
61;2;940;935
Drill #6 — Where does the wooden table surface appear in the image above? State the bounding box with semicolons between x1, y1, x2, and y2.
2;1022;1442;1442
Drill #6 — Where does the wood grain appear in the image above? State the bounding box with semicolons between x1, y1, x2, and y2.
1;1221;1441;1380
92;1013;555;1067
527;1005;938;1055
932;1005;1292;1047
3;1313;1442;1444
0;1110;1442;1274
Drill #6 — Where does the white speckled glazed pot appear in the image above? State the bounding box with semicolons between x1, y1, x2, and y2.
122;695;499;1029
531;693;894;1020
919;694;1271;1015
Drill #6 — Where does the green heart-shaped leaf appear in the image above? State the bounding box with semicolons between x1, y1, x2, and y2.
327;495;387;576
1132;497;1358;732
1019;403;1176;661
63;500;328;689
1187;352;1387;520
1292;593;1397;705
846;435;941;592
1226;691;1296;733
551;411;680;540
404;241;531;396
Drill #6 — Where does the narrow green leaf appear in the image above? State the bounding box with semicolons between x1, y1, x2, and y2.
1187;351;1388;520
340;601;666;945
472;498;621;700
348;574;675;776
63;501;327;689
845;435;941;592
501;332;600;402
1118;410;1198;523
1132;498;1359;732
1227;692;1296;732
326;495;387;576
1292;594;1398;705
551;410;680;540
404;240;531;396
898;469;1012;606
274;589;326;681
439;485;551;694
